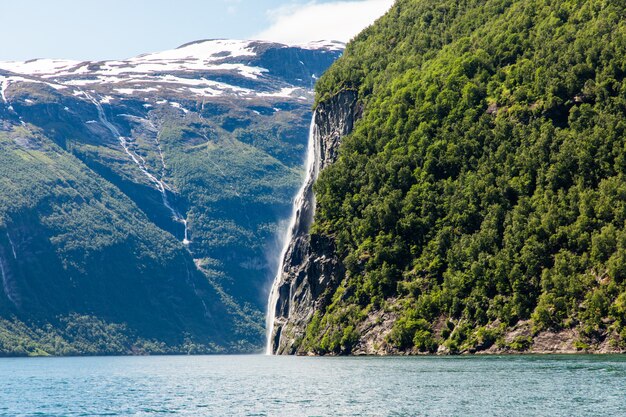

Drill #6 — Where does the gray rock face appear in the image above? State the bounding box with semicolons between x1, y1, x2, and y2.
269;90;361;354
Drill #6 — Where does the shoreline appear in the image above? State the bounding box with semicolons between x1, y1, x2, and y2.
0;351;625;359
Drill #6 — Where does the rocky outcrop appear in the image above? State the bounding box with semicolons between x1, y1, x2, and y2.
269;90;361;354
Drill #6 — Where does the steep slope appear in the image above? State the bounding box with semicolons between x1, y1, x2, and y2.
270;0;626;355
0;40;342;355
0;126;233;354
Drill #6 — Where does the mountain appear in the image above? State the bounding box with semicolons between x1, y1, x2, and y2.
0;39;343;355
269;0;626;355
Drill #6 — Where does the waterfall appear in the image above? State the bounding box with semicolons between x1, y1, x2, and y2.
0;79;9;106
266;113;320;355
6;232;17;259
0;254;17;307
0;78;15;111
84;92;190;245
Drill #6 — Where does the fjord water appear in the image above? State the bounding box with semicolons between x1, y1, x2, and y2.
1;355;624;417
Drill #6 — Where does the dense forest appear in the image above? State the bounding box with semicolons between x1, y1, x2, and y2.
301;0;626;354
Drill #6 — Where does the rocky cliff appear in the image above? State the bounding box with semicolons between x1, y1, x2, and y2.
269;90;361;354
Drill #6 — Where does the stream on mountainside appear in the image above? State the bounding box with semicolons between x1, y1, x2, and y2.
83;91;190;245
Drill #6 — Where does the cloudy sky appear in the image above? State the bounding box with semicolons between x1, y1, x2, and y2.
0;0;393;61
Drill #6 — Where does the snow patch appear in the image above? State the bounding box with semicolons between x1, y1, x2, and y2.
170;102;189;114
45;82;67;90
0;58;81;75
294;40;346;51
136;39;256;63
258;87;300;98
114;88;137;95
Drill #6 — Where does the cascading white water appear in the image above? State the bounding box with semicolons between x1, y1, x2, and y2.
1;78;23;124
6;232;17;259
0;79;9;106
266;114;319;355
84;92;190;245
0;77;16;111
0;255;17;307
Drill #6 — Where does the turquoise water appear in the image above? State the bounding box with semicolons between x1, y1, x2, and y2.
0;355;624;416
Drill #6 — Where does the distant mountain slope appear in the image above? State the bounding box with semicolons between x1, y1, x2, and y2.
272;0;626;355
0;39;342;355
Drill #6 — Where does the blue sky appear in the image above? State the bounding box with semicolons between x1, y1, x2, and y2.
0;0;393;61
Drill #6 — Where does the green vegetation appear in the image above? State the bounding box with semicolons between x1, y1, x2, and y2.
0;93;311;354
304;0;626;353
0;44;339;355
0;315;225;357
0;126;241;354
156;109;307;310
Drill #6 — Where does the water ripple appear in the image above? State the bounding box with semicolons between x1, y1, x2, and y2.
0;355;624;417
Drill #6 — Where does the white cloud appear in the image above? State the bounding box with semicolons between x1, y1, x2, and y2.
254;0;394;45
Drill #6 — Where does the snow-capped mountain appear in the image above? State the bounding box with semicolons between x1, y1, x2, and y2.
0;40;343;355
0;39;344;109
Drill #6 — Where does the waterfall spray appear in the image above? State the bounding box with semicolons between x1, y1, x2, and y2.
266;113;320;355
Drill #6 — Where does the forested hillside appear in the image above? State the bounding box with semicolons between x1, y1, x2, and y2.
301;0;626;354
